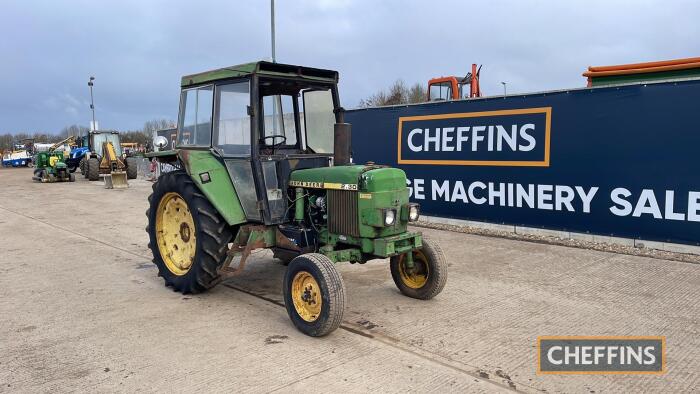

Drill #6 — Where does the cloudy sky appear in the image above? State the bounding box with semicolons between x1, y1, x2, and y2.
1;0;698;134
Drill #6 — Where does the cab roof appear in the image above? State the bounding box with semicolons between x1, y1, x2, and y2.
181;61;339;87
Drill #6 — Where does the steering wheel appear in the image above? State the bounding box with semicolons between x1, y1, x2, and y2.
261;134;287;147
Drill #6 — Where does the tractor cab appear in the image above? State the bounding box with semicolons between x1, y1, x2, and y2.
428;63;482;101
173;61;342;225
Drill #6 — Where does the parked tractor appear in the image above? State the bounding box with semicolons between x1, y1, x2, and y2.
79;131;138;183
32;136;76;183
146;61;447;337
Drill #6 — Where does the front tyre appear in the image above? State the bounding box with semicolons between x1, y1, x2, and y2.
283;254;345;337
390;238;447;300
146;170;233;294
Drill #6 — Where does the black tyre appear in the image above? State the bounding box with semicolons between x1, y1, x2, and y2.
283;253;345;337
69;172;75;182
390;238;447;300
126;157;138;179
79;157;87;176
87;158;100;181
146;170;233;294
32;168;43;182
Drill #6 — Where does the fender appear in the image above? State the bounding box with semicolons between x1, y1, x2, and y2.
179;149;247;226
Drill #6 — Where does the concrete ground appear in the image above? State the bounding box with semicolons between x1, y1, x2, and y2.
0;167;698;393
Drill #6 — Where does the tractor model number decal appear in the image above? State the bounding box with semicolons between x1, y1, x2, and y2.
289;181;358;191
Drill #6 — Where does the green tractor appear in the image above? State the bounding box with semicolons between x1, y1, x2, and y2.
32;136;76;183
146;61;447;337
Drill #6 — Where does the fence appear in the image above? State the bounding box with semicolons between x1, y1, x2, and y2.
346;78;700;246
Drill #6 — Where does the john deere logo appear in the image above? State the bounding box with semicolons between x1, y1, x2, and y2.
397;107;551;166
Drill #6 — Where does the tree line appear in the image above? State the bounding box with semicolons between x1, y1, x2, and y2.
359;80;426;107
0;119;175;152
2;79;425;152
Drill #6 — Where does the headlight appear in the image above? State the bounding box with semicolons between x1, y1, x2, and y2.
384;209;396;226
408;204;420;221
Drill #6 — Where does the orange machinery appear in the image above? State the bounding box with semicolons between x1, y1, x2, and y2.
427;63;482;101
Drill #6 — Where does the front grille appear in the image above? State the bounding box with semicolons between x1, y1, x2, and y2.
328;190;359;237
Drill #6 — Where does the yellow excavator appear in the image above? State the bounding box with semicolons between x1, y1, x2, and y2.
99;141;129;188
83;131;138;188
80;131;138;189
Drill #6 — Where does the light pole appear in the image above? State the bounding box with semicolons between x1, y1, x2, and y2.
501;81;507;97
271;0;276;63
88;76;96;131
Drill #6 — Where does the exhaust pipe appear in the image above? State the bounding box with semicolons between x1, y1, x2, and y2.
333;123;352;166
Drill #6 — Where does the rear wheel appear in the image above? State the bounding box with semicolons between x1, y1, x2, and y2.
146;170;233;294
87;158;100;181
126;157;138;179
390;238;447;300
283;254;345;337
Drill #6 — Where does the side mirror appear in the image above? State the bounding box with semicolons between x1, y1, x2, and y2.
153;136;168;150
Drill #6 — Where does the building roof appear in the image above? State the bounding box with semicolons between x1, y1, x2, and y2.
181;61;339;87
583;57;700;86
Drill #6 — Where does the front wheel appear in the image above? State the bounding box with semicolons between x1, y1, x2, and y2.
283;254;346;337
390;238;447;300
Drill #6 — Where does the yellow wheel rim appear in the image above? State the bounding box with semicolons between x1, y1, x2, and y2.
291;271;322;322
398;250;429;289
155;192;196;276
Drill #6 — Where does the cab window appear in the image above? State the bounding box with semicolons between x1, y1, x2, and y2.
429;82;452;101
302;88;335;153
178;86;214;146
214;82;251;155
261;95;297;147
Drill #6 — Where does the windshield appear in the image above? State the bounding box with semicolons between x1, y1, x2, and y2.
301;89;335;153
92;133;122;156
429;82;452;101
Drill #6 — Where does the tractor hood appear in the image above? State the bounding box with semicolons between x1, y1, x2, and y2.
289;165;407;193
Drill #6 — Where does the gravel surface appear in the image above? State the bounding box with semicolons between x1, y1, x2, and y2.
413;220;700;265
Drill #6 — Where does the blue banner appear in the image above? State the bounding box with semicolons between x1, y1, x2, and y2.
346;79;700;245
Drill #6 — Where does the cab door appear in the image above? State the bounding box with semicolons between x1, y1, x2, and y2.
211;80;263;222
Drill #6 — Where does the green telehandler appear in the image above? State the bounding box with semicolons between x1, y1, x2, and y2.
32;136;76;183
146;61;447;336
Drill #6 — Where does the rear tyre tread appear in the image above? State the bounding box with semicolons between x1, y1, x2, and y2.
146;170;233;294
87;158;100;181
125;157;138;179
